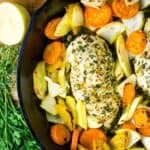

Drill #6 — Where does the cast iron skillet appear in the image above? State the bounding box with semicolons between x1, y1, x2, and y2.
17;0;77;149
17;0;150;149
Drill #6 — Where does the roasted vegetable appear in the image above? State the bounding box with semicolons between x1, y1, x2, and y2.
66;96;78;126
110;130;130;150
141;136;150;150
57;68;69;96
45;76;66;98
81;0;107;8
92;138;110;150
118;96;143;125
54;14;71;37
133;106;150;129
40;95;57;115
122;83;136;106
55;103;72;131
117;74;136;98
43;41;65;65
46;58;63;73
79;128;107;149
121;122;136;131
70;128;80;150
125;0;139;6
116;129;141;149
33;61;47;100
112;0;139;19
84;3;112;30
44;17;61;40
115;59;125;81
78;144;88;150
50;124;71;145
138;128;150;137
126;31;147;55
57;97;66;106
122;11;145;35
144;18;150;33
144;17;150;41
116;35;132;77
46;113;64;124
58;68;69;88
66;3;84;35
97;21;125;44
76;100;87;129
140;0;150;9
87;115;102;128
111;129;141;150
129;148;146;150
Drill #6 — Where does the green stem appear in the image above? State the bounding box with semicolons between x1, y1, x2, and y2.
4;90;8;149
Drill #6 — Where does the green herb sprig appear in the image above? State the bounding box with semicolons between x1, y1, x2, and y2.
0;45;40;150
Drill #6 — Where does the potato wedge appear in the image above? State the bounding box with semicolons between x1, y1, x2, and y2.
33;61;47;100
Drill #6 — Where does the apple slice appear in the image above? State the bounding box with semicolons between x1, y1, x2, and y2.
0;2;30;45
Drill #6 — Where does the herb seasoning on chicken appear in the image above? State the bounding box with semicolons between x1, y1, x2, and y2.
66;35;120;128
134;45;150;95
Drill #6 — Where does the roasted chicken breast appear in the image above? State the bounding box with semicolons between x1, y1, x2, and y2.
66;35;120;128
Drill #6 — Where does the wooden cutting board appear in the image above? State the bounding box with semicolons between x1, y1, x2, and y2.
0;0;46;14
